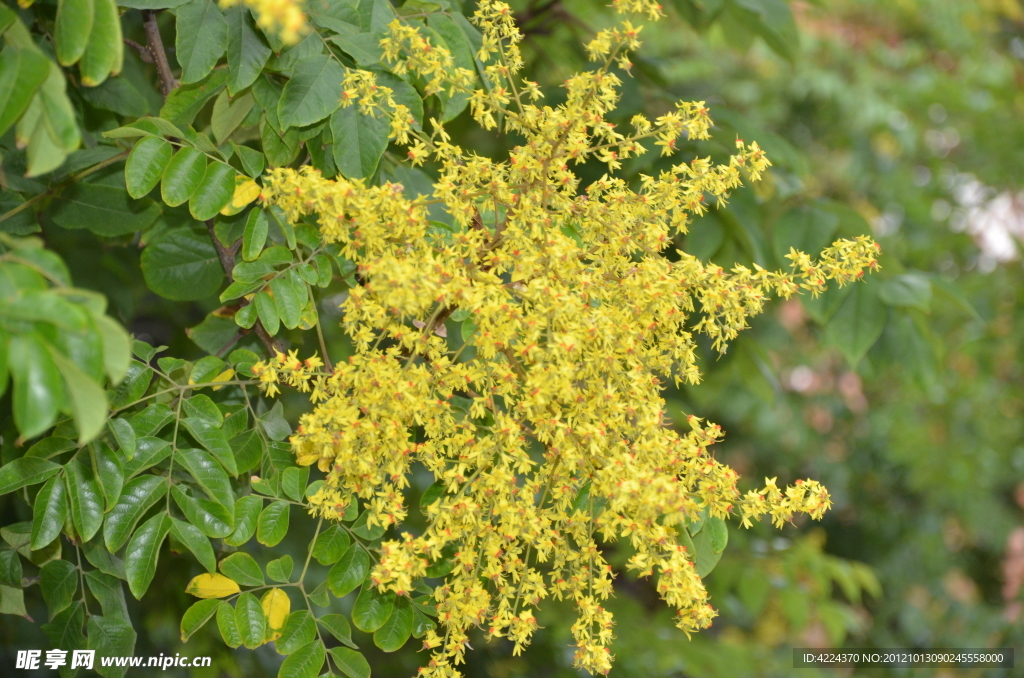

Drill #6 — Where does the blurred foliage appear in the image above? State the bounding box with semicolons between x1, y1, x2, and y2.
1;0;1023;676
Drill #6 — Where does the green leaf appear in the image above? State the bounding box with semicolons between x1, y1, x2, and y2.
692;522;724;578
411;607;435;638
93;315;131;385
256;500;290;546
124;511;170;598
88;615;137;678
54;0;95;66
48;341;108;442
279;639;325;678
732;0;799;61
235;591;267;649
182;393;223;425
879;273;932;312
328;545;369;598
182;418;238;476
706;516;728;554
40;559;78;619
91;442;124;510
225;5;271;94
24;436;75;460
176;0;228;84
8;334;63;439
219;551;264;586
40;601;85;651
242;208;269;261
211;89;254;144
328;647;370;678
824;282;887;365
176;447;235;507
31;475;67;549
0;44;49;138
109;362;153;411
217;597;242;647
126;136;173;199
160;69;228;126
319;613;357;648
267;554;293;583
261;117;301;167
330;104;388;180
373;596;412;652
0;456;60;495
276;610;316;655
49;169;162;237
181;599;222;642
103;475;166;551
190;161;237;220
141;226;224;301
84;570;129;620
108;421;135;464
171;517;217;573
225;494;263;546
66;455;104;542
161;147;208;207
254;289;280;335
117;0;189;7
352;585;394;633
230;428;265;475
271;270;307;330
82;540;125;580
278;55;346;129
122;436;171;476
232;142;265;178
350;510;386;540
312;525;350;565
171;486;234;538
773;205;839;265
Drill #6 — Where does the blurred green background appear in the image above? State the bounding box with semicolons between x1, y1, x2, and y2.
3;0;1023;676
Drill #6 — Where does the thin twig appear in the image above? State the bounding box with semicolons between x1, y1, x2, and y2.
123;39;154;63
142;10;177;98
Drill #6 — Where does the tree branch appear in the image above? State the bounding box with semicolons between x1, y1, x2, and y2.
142;10;177;98
204;220;284;356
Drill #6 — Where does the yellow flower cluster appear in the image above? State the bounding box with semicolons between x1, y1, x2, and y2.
252;1;879;675
219;0;306;44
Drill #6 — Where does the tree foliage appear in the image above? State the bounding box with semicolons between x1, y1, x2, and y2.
2;0;1022;677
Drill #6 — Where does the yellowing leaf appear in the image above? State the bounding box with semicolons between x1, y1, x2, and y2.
211;368;236;391
220;177;261;216
261;588;290;641
186;572;241;599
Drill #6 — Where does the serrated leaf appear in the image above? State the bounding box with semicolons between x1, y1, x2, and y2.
124;511;170;598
